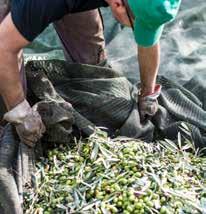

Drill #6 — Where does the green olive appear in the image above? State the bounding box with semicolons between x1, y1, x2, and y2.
160;206;168;214
126;205;134;212
135;202;143;210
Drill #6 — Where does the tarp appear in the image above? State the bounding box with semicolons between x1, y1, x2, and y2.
25;60;206;151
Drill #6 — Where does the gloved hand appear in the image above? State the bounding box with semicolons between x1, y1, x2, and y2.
138;84;162;122
3;100;45;147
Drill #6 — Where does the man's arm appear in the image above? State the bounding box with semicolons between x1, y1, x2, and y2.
137;43;162;121
137;43;160;96
0;14;45;147
0;13;29;110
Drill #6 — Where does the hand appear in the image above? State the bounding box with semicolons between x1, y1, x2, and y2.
138;84;162;122
3;100;45;147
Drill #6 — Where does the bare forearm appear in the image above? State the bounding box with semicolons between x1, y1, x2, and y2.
0;13;29;110
0;50;24;110
138;43;160;96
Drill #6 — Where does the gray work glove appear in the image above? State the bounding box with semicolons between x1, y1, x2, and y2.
3;100;45;147
138;84;162;122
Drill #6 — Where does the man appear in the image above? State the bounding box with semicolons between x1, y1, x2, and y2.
0;0;181;147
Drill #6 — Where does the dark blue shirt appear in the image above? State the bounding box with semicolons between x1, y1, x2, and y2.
11;0;108;41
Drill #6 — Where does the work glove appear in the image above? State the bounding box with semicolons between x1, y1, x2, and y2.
3;100;45;147
138;84;162;122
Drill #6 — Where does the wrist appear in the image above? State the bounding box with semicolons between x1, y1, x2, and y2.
138;83;155;97
4;92;25;111
140;87;155;97
138;84;161;97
